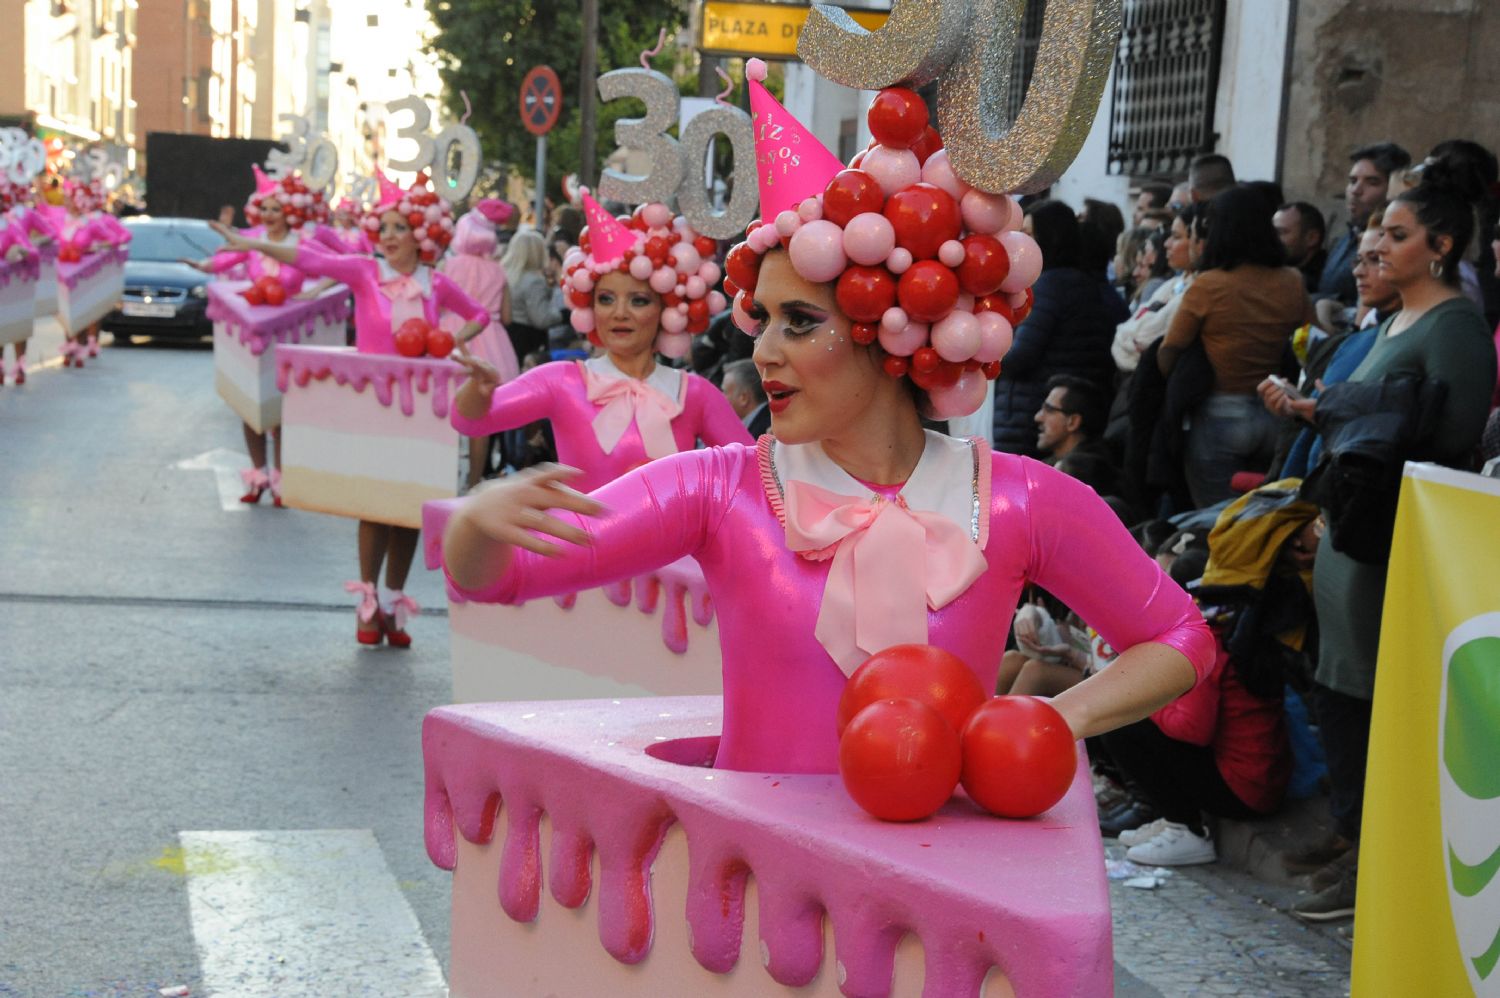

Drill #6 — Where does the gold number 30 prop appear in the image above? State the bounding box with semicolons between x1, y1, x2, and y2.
799;0;1122;195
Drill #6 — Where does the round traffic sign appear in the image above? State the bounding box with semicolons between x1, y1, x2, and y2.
520;66;563;137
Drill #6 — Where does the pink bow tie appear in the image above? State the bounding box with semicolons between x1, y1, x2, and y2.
380;271;426;335
582;366;682;460
782;480;988;675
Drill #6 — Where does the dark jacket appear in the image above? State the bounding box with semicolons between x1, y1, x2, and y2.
992;267;1127;454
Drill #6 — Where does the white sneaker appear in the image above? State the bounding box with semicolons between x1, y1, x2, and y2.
1118;817;1169;847
1125;821;1216;866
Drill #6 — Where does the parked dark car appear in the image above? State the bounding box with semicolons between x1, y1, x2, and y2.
103;217;225;343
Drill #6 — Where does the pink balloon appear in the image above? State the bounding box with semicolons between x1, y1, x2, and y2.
880;306;909;333
1003;196;1024;232
798;198;823;222
698;261;721;285
660;308;689;333
931;311;981;362
642;203;673;228
420;238;437;254
731;292;758;335
650;266;678;294
685;275;707;298
842;212;897;267
886;246;914;274
975;311;1014;362
920;148;970;201
675;283;687;296
628;255;654;280
999;231;1043;293
938;239;966;268
788;220;848;283
425;204;443;222
862;145;922;197
671;244;702;274
1008;289;1030;310
960;190;1010;234
569;270;594;293
571;308;596;333
707;290;727;312
878;320;928;357
775;210;801;238
657;330;692;358
925;369;989;418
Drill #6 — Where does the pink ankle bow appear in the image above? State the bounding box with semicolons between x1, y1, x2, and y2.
782;480;987;674
386;592;421;629
582;366;682;460
344;580;379;622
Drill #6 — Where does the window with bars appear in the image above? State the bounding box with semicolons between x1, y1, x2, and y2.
1107;0;1227;179
1004;0;1049;126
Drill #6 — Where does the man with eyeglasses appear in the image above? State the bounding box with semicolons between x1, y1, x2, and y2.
1034;374;1109;463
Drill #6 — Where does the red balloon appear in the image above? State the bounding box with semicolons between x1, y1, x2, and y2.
960;697;1078;818
882;355;909;378
568;289;592;309
722;277;741;299
427;223;445;241
394;318;430;357
262;282;287;307
724;243;761;292
687;298;710;323
956;234;1011;296
1011;287;1035;324
912;125;944;166
836;644;988;738
867;88;929;150
822;170;886;228
981;360;1002;379
425;327;455;359
897;261;960;324
975;293;1014;322
645;236;672;265
241;285;266;306
406;211;425;229
254;275;280;294
883;184;961;261
851;322;879;345
838;698;962;821
694;236;718;258
911;346;942;374
835;265;898;323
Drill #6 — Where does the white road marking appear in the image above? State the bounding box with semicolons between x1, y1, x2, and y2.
181;829;447;997
172;447;251;512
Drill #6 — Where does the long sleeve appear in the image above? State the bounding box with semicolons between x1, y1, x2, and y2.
432;270;490;325
1161;275;1211;353
307;224;353;255
445;446;731;603
1424;306;1500;464
294;241;371;286
689;376;755;446
209;249;250;274
1020;458;1216;683
1111;278;1180;372
1000;271;1063;377
450;360;561;437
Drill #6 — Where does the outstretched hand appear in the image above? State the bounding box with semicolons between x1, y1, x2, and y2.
458;464;604;559
209;221;252;252
453;347;502;398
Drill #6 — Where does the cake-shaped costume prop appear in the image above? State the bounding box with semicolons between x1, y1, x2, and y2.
425;10;1204;993
47;179;131;349
1;161;54;383
0;205;41;357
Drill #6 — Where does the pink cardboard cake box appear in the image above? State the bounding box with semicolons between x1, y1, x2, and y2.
422;497;723;702
56;247;126;334
208;281;351;433
33;241;58;317
424;697;1111;997
0;252;40;347
276;344;465;529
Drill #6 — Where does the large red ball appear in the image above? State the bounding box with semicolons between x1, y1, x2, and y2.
839;698;962;822
394;318;431;357
425;327;455;359
956;234;1011;297
912;125;944;166
836;643;987;738
883;184;961;261
724;243;761;292
406;211;425;229
262;282;287;307
897;261;960;324
867;88;929;150
241;285;265;306
694;236;718;259
1011;287;1035;324
975;293;1014;322
835;265;898;324
822;170;886;228
960;697;1078;818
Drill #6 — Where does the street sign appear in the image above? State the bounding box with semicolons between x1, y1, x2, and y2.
520;66;563;137
700;2;888;60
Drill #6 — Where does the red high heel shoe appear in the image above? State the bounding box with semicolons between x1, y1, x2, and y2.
358;609;385;646
239;467;270;504
381;591;420;649
347;581;383;646
270;468;283;508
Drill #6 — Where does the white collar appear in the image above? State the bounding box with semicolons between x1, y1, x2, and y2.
584;353;684;403
768;430;988;544
377;258;432;294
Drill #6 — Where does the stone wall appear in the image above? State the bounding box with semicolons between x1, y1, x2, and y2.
1281;0;1500;223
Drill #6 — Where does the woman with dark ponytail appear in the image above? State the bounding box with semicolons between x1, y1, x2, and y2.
1260;160;1498;921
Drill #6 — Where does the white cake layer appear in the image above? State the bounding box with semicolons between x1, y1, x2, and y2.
34;259;58;316
0;277;35;345
449;593;723;704
57;266;124;334
214;315;345;433
280;428;455;528
449;820;1013;998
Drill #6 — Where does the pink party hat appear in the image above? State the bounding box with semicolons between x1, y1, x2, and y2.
373;171;405;213
251;164;277;195
745;58;844;221
580;189;636;265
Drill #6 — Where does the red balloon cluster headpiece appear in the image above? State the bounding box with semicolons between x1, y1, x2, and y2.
0;177;29;213
361;172;455;264
245;165;329;231
559;190;726;360
729;62;1044;418
63;178;106;215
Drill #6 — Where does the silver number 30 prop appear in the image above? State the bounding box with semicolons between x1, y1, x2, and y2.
265;114;338;191
385;96;481;205
596;68;758;240
0;128;47;186
799;0;1122;194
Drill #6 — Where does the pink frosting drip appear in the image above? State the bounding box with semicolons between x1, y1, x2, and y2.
56;246;127;291
421;497;716;655
206;282;352;356
0;253;40;288
275;343;464;419
423;697;1113;996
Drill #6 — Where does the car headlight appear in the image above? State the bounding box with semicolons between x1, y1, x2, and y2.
190;285;207;298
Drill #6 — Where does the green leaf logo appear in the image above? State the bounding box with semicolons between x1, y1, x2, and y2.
1440;617;1500;993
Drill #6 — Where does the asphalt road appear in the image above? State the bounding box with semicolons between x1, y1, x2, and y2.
0;328;1353;997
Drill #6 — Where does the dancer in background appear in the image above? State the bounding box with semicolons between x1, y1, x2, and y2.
0;178;54;385
41;178;130;366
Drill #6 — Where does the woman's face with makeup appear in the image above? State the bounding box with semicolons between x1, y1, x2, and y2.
748;250;886;444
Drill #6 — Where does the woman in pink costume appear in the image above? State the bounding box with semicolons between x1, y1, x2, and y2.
45;179;130;366
0;179;52;385
194;167;345;503
443;73;1215;775
215;172;489;648
451;193;751;493
439;198;521;489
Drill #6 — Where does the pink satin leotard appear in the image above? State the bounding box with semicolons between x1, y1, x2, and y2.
447;442;1216;774
451;360;753;493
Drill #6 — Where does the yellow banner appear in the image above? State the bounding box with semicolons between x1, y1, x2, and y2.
1355;464;1500;996
700;2;889;59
